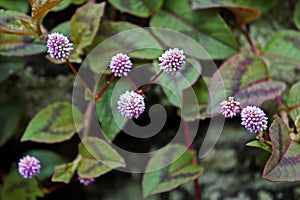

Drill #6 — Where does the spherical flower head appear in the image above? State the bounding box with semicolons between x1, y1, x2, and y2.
47;32;73;61
158;48;186;74
109;53;133;77
18;155;41;179
117;90;145;119
78;177;95;186
241;106;268;133
220;96;241;118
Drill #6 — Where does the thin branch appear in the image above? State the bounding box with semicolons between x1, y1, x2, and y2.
95;76;115;101
236;16;261;55
183;120;201;200
66;59;93;95
140;71;163;94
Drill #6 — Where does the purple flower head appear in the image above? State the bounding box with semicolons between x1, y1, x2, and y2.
220;96;241;118
241;106;268;133
47;32;73;61
109;53;133;77
78;177;95;186
158;48;186;74
18;155;41;179
117;90;145;119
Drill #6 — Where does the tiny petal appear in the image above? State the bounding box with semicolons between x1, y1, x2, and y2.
117;90;145;119
109;53;133;77
78;177;95;186
159;48;186;74
47;32;73;61
18;155;41;179
241;106;268;133
220;96;241;118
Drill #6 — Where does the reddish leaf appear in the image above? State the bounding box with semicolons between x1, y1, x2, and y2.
262;116;300;182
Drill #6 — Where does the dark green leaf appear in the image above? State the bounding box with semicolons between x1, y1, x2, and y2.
25;150;65;180
0;57;24;82
0;0;29;13
191;0;261;24
150;0;238;59
0;34;46;56
262;116;300;182
142;144;203;198
51;159;80;183
51;0;72;11
1;169;44;200
0;104;22;147
294;1;300;29
246;140;272;153
108;0;163;17
21;101;83;143
0;9;33;35
287;82;300;121
70;2;105;55
96;77;129;140
87;22;162;73
208;52;286;115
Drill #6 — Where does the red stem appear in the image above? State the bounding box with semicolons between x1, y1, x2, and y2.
276;96;290;128
66;59;93;94
95;76;115;100
236;16;260;55
126;76;139;91
183;120;201;200
110;7;117;21
140;71;163;94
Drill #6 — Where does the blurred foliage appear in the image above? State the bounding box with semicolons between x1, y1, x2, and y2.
0;0;300;199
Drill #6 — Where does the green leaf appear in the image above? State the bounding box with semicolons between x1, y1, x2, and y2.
208;52;286;115
51;159;80;183
0;34;46;56
142;144;203;198
150;0;238;59
191;0;261;24
265;30;300;62
51;0;72;12
246;140;272;153
294;1;300;29
1;169;44;200
0;0;29;13
50;21;71;36
70;2;105;55
21;101;83;143
87;22;162;73
296;115;300;134
96;77;129;140
191;0;279;23
0;9;34;35
0;57;24;82
0;104;22;148
25;150;65;180
108;0;163;17
262;116;300;182
79;137;125;170
287;82;300;121
72;0;87;5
